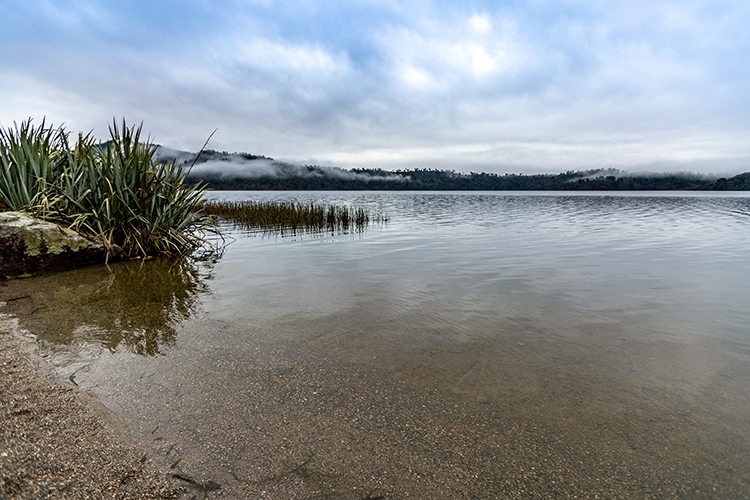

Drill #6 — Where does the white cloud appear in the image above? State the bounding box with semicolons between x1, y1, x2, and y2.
469;13;492;34
232;39;349;75
0;72;106;132
380;16;527;89
1;1;749;175
466;43;497;77
400;65;439;89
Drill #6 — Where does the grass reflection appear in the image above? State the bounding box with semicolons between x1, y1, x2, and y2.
0;257;212;356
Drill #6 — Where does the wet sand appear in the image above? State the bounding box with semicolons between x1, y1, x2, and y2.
1;305;749;498
0;313;183;499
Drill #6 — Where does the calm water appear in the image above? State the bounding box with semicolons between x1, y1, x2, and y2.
2;191;750;498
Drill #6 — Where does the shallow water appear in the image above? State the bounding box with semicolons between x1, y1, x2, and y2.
2;191;750;498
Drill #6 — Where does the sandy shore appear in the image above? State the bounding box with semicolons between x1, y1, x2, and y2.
0;313;184;499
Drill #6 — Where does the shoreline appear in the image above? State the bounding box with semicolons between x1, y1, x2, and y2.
0;312;184;499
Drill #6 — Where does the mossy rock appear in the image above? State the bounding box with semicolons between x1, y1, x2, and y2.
0;212;107;278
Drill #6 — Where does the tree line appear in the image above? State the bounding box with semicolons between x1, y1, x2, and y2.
184;164;750;191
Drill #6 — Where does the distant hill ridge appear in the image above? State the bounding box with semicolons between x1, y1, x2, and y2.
155;146;750;191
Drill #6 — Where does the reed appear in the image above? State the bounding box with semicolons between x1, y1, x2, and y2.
0;119;215;259
202;200;385;235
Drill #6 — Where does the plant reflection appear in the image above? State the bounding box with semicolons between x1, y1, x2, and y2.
0;257;214;356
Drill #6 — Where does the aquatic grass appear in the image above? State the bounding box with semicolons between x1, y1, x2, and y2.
0;118;217;259
201;200;386;235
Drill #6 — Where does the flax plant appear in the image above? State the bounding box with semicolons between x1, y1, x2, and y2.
54;120;213;258
0;119;63;213
0;118;216;259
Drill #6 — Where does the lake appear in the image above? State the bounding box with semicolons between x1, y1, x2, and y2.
2;191;750;498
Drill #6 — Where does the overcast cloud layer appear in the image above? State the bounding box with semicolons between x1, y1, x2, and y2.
2;0;749;175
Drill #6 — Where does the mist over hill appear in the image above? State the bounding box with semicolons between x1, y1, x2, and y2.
155;147;750;191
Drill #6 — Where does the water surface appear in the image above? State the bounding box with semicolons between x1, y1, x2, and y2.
2;191;750;498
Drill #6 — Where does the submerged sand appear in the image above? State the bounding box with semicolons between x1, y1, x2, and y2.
2;305;745;499
0;313;183;499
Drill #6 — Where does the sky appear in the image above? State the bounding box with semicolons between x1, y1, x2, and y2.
2;0;750;175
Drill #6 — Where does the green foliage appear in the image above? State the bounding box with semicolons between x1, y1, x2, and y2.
0;119;64;212
0;119;215;259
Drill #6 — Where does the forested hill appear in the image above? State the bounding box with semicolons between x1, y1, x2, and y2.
161;148;750;190
186;167;750;191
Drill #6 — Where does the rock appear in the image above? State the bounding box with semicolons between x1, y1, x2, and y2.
0;211;107;278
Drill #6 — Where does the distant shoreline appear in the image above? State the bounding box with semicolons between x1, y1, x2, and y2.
153;147;750;192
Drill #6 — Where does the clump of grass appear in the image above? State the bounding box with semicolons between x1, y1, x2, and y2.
0;119;62;213
0;118;215;259
202;200;386;235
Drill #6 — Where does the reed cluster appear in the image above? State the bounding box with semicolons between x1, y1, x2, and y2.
0;119;213;259
202;200;385;235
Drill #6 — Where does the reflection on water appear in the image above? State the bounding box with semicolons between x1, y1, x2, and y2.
2;191;750;497
0;257;212;356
